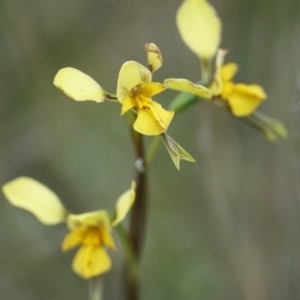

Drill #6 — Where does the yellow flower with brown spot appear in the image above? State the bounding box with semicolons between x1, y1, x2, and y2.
210;50;267;117
54;43;174;136
117;61;174;135
2;177;136;279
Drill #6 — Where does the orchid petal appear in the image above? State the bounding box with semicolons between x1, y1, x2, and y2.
165;78;211;99
112;181;136;227
117;61;152;103
145;43;163;73
177;0;221;60
72;245;111;279
54;67;105;102
134;102;174;135
67;211;110;231
228;84;267;117
2;177;66;225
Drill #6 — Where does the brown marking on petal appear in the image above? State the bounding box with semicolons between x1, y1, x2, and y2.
130;85;144;97
87;258;92;267
148;64;154;73
145;42;163;72
145;43;162;57
71;220;82;228
105;94;118;100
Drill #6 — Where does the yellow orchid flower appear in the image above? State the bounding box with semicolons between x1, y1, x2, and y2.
176;0;221;80
54;43;174;136
210;50;267;117
2;177;136;279
117;61;174;135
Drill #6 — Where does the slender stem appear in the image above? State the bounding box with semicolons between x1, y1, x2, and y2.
130;130;147;260
89;276;103;300
104;92;118;100
124;112;148;300
170;89;284;141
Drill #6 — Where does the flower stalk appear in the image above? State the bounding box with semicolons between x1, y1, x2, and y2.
124;112;148;300
89;276;103;300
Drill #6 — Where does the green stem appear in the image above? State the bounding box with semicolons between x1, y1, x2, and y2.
169;90;285;141
89;276;103;300
168;92;199;113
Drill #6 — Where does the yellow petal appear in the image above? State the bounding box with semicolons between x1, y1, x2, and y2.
2;177;66;225
62;227;88;251
220;63;239;82
142;82;167;97
117;61;152;103
72;245;111;279
82;227;102;245
164;78;212;99
67;211;110;231
145;43;163;73
227;84;267;117
101;227;116;250
54;67;105;102
221;81;235;99
209;74;222;96
177;0;221;60
111;181;136;227
134;102;174;135
120;95;136;115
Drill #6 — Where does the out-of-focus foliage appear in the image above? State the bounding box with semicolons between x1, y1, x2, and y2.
1;0;300;299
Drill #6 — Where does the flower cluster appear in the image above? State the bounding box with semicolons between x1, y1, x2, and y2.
165;0;267;117
54;43;176;136
1;0;286;292
2;177;136;279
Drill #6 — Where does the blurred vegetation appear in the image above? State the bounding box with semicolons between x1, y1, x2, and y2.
1;0;300;299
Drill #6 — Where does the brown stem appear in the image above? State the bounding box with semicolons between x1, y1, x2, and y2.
124;123;147;300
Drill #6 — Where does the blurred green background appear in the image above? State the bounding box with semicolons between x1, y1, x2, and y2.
1;0;300;299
